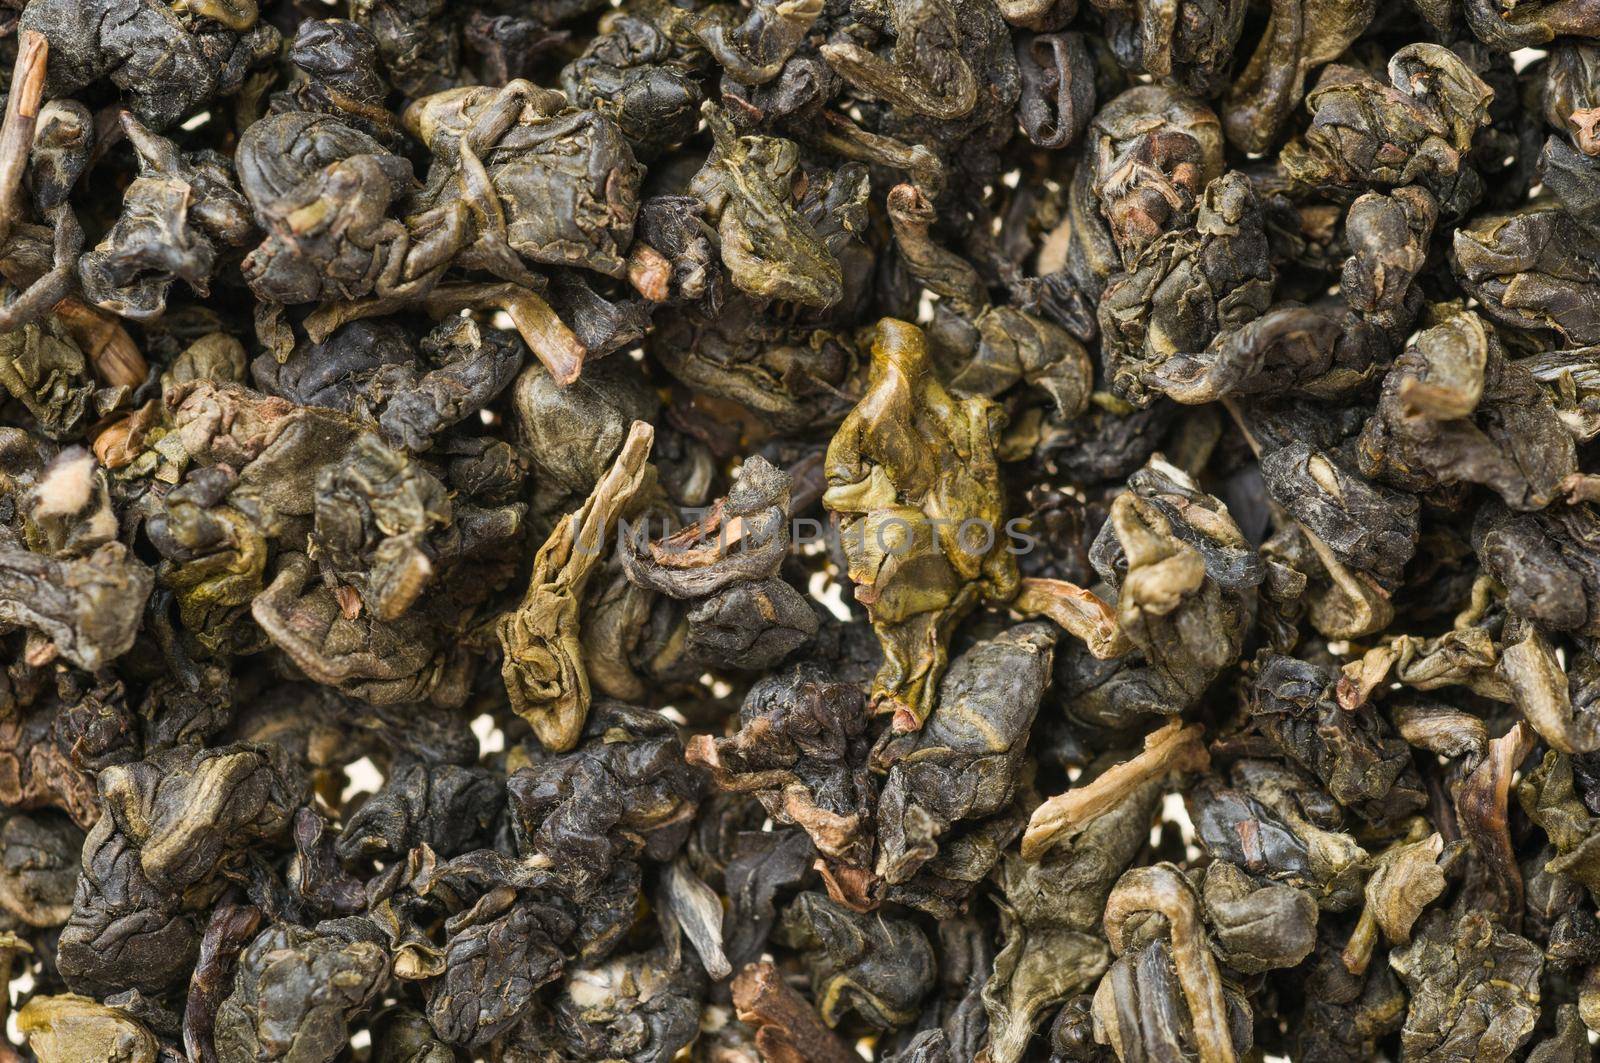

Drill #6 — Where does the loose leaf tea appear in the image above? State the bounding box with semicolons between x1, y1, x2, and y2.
2;0;1600;1061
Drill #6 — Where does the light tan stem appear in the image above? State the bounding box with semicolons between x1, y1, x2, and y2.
1104;864;1237;1063
1022;720;1208;859
1013;577;1130;659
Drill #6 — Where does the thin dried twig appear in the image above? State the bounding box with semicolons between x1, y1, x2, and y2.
305;282;589;386
0;30;47;248
1022;719;1209;859
1013;576;1130;659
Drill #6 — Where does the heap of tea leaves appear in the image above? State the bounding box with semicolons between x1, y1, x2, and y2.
0;0;1599;1061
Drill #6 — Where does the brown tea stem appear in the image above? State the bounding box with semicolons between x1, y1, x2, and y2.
731;961;857;1063
55;297;149;387
0;31;47;248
